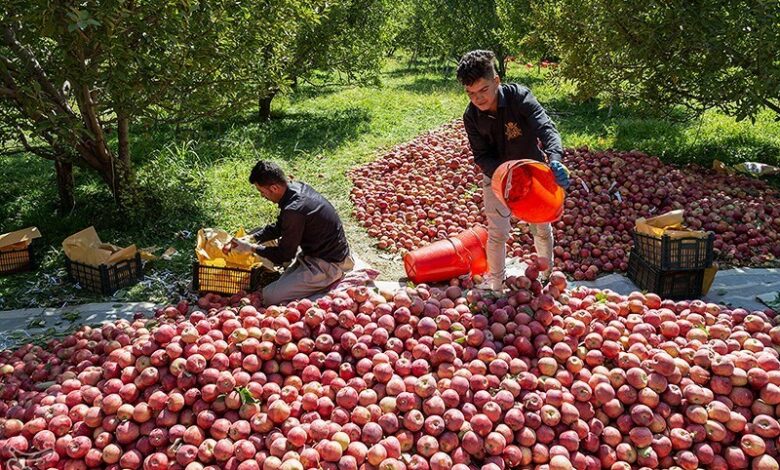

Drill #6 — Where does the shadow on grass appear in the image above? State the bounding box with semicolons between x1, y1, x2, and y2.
133;106;372;169
0;151;212;310
396;71;546;96
245;107;372;161
286;84;348;102
0;152;212;249
396;75;461;94
556;113;692;164
546;96;688;149
383;59;456;78
541;97;780;166
657;134;780;166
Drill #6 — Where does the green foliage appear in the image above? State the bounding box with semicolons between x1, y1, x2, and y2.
531;0;780;121
254;0;392;117
2;0;394;207
390;0;450;61
390;0;534;76
236;386;260;404
0;0;332;203
292;0;391;82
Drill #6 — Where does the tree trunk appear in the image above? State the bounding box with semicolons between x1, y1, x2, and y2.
408;49;418;70
54;159;75;214
497;56;507;80
70;133;132;208
72;80;133;206
100;157;132;208
3;25;134;209
258;90;277;121
114;112;133;207
118;113;131;171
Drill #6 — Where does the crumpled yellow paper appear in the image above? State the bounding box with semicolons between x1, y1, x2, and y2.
196;228;274;270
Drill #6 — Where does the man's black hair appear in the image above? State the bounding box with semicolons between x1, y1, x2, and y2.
456;50;498;86
249;160;287;186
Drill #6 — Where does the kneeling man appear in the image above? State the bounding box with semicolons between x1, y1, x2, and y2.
225;160;353;306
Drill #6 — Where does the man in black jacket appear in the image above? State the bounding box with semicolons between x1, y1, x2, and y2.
225;160;354;306
458;50;570;291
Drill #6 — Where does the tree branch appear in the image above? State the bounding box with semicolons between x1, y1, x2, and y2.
762;98;780;116
17;131;56;161
1;26;75;117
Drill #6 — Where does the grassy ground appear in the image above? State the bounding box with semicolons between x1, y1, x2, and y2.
1;58;779;310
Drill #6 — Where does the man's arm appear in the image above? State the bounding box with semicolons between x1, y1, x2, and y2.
517;88;563;163
254;211;305;265
463;111;501;178
248;222;281;244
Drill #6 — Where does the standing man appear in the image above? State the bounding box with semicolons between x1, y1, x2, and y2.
224;160;354;306
457;50;570;291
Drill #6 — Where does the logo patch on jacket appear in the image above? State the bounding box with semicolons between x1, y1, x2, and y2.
505;122;522;140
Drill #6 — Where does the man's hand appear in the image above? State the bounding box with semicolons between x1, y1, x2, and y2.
222;237;257;255
550;161;570;189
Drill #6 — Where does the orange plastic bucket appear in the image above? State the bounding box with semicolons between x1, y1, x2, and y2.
454;226;489;275
491;159;564;223
404;226;488;284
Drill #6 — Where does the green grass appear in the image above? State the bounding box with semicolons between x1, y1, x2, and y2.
1;58;779;310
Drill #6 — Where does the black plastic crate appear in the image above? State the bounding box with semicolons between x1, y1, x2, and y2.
627;252;705;300
0;244;34;275
632;230;714;270
192;263;280;295
65;253;144;295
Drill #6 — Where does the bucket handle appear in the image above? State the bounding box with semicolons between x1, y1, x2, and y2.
448;237;474;273
464;227;488;249
504;165;514;202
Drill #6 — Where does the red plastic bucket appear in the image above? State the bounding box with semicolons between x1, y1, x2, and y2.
403;226;488;284
454;226;489;276
491;159;564;223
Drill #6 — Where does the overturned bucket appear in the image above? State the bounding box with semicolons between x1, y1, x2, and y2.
403;226;488;284
491;159;565;223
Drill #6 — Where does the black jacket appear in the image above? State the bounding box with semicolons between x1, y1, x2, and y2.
463;83;563;178
249;181;350;265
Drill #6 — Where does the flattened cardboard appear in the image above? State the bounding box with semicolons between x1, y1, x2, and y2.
62;226;137;267
635;210;708;240
0;227;41;252
702;263;719;295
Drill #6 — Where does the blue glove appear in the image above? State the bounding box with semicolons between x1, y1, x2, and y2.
550;161;570;189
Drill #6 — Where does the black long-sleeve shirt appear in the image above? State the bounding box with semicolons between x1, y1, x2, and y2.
463;83;563;178
248;181;350;265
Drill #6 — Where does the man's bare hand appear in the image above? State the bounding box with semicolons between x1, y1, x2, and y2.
222;237;256;255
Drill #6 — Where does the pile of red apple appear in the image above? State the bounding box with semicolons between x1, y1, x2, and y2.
1;256;780;469
349;121;780;279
